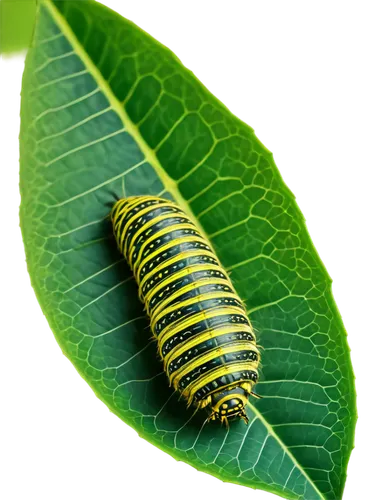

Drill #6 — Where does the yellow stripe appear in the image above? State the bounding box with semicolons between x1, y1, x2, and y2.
127;222;197;269
121;202;172;257
116;201;146;254
113;199;143;253
114;196;140;215
111;201;123;222
126;195;166;204
111;197;129;215
182;362;259;403
114;208;130;252
150;291;240;331
112;197;142;226
115;196;164;218
143;263;229;307
135;235;210;283
113;197;162;253
115;199;163;251
162;324;255;367
157;305;247;345
170;342;259;388
138;249;216;291
133;223;200;274
149;277;232;319
127;212;192;260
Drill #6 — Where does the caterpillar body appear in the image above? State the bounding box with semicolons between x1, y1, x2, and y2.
111;196;260;425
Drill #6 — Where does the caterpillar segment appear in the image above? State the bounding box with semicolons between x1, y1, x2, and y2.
111;196;260;425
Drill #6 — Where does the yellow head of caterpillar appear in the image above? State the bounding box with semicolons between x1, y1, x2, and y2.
207;387;250;427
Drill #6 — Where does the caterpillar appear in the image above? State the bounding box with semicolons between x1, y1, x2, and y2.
111;195;260;425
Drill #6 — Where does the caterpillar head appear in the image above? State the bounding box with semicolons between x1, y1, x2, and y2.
208;387;249;426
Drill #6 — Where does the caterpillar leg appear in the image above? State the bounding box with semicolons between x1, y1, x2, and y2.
239;411;249;425
195;395;212;409
222;416;229;428
240;382;252;394
240;382;261;399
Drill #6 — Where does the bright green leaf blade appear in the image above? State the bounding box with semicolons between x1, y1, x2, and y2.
19;1;356;500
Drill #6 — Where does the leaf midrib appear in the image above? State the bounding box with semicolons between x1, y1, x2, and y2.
42;0;206;237
42;2;325;498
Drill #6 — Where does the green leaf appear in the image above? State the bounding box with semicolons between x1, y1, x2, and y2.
19;1;356;499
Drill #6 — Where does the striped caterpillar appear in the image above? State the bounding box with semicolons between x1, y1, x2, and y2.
111;196;260;425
